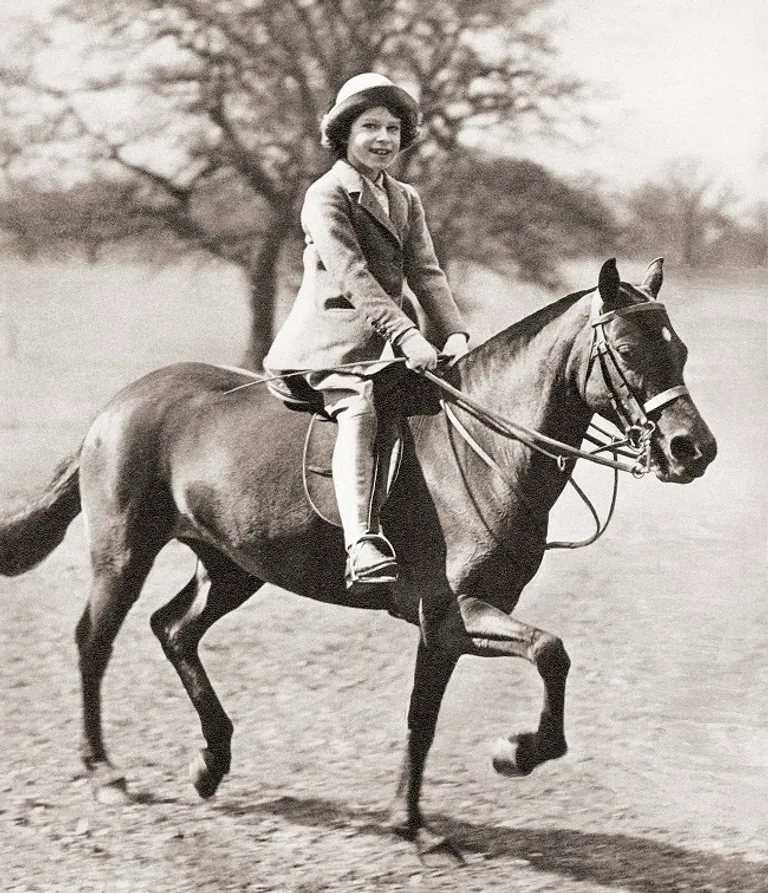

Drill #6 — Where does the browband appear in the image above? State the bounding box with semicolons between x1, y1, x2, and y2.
591;300;668;327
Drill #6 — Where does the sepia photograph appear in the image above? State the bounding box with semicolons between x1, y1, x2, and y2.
1;1;765;891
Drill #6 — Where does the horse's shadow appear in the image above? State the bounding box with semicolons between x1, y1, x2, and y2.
215;793;766;891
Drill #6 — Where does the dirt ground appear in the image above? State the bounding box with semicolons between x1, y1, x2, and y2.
1;259;766;892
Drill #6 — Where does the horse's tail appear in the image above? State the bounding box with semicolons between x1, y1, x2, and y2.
0;451;82;577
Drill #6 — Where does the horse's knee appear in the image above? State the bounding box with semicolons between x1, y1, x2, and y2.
150;587;200;657
150;571;211;657
532;633;570;680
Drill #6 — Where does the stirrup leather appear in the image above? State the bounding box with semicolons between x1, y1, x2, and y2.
344;533;398;587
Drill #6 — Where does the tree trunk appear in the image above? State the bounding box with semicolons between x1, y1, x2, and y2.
240;209;294;370
241;273;276;371
680;200;697;267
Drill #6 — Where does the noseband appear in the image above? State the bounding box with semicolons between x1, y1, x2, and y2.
587;291;689;475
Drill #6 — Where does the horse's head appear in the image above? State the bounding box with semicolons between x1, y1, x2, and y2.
582;258;717;483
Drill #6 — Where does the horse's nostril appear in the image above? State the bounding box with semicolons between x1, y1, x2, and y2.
670;434;699;464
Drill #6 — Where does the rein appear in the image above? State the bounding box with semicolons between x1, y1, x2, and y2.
425;370;627;550
439;397;621;550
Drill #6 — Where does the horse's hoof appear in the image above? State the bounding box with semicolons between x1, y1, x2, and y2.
492;732;567;776
92;771;130;805
388;798;418;841
415;827;465;866
491;734;536;777
390;818;415;841
189;749;225;799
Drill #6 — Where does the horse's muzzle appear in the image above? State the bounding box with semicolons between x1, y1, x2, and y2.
652;427;718;483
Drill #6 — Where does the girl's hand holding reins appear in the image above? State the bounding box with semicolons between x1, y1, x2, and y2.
398;329;439;371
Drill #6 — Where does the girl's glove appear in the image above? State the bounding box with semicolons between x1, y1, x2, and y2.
398;329;439;372
442;332;470;366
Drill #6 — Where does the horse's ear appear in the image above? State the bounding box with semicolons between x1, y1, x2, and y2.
641;257;664;298
598;258;621;308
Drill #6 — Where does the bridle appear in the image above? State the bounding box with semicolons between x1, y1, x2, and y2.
585;289;689;475
427;288;691;548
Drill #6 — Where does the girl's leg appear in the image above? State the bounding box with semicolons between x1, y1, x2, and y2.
310;373;398;584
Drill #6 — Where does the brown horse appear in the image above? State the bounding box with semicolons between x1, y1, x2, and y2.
0;258;716;856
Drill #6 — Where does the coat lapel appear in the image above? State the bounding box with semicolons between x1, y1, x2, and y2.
384;172;409;242
333;160;404;244
358;186;401;242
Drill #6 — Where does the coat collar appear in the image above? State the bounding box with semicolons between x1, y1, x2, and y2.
332;159;408;244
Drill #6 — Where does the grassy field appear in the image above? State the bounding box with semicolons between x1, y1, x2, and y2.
0;255;766;892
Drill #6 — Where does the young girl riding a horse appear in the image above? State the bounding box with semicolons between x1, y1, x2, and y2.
264;73;469;587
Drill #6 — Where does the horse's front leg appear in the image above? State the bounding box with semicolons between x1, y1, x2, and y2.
441;595;571;777
389;639;460;858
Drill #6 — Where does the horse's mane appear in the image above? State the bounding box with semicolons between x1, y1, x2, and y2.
469;287;595;365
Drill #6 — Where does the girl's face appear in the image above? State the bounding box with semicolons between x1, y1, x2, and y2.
346;105;401;178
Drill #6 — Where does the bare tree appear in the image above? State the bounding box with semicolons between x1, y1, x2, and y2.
0;0;586;367
623;158;738;267
426;153;616;288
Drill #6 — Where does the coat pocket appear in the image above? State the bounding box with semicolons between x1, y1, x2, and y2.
324;295;355;311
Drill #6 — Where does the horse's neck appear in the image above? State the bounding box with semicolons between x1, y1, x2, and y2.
424;294;595;517
462;294;593;442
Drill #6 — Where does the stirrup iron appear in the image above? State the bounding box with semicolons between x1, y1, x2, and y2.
345;533;398;587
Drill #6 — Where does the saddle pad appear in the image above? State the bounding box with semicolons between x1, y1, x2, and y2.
303;414;403;527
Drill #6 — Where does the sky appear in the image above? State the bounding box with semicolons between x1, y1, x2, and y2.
541;0;766;199
1;0;765;202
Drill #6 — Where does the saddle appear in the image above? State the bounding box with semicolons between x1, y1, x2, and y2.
268;362;444;526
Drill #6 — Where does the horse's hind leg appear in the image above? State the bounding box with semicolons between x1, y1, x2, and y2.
150;546;261;799
76;552;156;804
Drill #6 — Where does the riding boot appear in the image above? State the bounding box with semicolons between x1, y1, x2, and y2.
333;411;398;586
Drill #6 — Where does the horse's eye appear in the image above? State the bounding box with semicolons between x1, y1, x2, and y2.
616;344;636;359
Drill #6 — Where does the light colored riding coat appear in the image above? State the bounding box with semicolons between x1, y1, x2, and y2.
263;159;466;372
